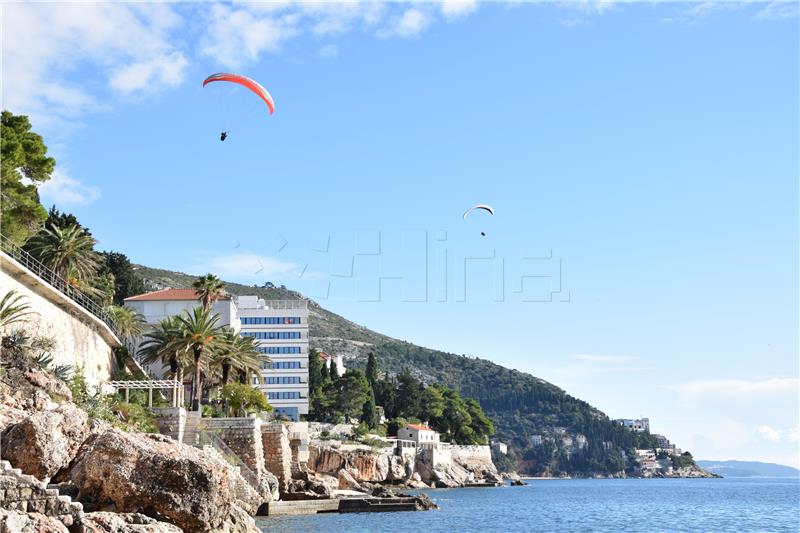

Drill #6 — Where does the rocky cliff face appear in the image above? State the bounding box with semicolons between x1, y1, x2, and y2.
0;362;261;533
306;443;500;488
2;403;88;481
58;428;259;533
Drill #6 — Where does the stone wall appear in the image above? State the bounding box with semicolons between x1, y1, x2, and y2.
0;459;82;529
262;423;292;493
202;417;265;477
450;445;493;467
0;253;120;390
151;407;186;443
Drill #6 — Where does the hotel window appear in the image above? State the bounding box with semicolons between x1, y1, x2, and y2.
269;361;302;369
240;317;302;325
266;376;301;384
268;391;301;400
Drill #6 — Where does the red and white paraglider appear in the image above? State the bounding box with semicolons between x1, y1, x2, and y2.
203;73;274;141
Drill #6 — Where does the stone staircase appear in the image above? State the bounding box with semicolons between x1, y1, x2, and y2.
0;459;83;528
182;409;202;445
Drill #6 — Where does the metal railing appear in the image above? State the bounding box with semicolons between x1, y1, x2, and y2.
0;234;122;340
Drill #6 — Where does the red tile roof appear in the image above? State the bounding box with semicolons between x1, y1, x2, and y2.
406;424;433;432
124;288;231;302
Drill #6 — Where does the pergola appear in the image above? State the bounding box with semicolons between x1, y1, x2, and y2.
107;379;184;408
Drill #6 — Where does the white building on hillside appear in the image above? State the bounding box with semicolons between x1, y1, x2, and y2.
237;296;309;421
318;351;346;375
124;288;240;376
397;424;440;446
615;418;650;433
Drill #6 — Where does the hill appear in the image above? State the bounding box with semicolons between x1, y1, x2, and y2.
697;460;800;478
136;265;666;475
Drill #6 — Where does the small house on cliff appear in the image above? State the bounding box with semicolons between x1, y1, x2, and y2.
397;424;440;446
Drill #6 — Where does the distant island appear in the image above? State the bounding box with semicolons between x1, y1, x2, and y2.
697;460;800;478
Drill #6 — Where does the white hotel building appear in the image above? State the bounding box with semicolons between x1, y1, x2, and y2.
237;296;309;421
125;290;309;421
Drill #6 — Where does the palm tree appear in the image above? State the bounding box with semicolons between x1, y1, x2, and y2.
175;307;222;411
192;273;225;312
211;329;263;387
0;290;35;329
106;305;145;348
26;223;101;281
138;316;189;384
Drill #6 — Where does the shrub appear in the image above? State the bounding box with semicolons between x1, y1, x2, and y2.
220;383;272;417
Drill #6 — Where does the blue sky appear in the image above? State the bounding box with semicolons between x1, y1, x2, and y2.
3;1;798;467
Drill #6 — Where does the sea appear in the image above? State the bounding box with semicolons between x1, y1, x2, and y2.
256;477;800;532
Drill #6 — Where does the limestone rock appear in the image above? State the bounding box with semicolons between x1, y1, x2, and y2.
283;478;332;500
337;469;364;491
1;403;89;480
0;509;69;533
80;512;183;532
59;428;259;533
0;363;72;412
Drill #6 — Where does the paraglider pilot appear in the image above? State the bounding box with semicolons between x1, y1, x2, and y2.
220;131;228;141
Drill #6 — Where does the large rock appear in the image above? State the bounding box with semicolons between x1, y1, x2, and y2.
58;428;259;533
0;509;69;533
0;363;72;412
337;469;364;491
1;403;89;480
80;512;183;532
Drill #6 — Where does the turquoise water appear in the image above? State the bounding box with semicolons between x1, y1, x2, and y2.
257;478;800;532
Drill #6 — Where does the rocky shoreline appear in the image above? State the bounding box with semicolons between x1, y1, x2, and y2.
0;356;495;532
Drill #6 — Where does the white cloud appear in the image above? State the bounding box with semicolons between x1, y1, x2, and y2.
37;170;101;206
757;425;781;443
189;252;299;281
441;1;478;20
756;1;799;20
200;4;300;68
665;378;799;400
378;8;430;38
573;354;638;363
318;44;339;59
1;3;187;128
109;52;188;95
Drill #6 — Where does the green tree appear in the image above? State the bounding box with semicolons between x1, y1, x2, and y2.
335;369;370;420
138;316;190;384
361;389;377;428
308;348;326;419
105;305;145;348
101;251;146;304
211;329;261;387
329;359;340;381
26;224;101;281
396;369;423;419
365;352;379;388
465;398;494;445
44;206;90;236
419;385;446;424
174;307;222;411
192;273;225;311
220;382;272;417
1;111;55;244
373;377;397;419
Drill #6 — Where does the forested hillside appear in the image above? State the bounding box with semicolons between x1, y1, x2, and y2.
136;265;661;475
